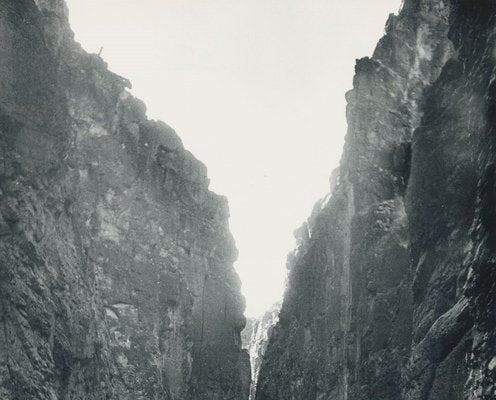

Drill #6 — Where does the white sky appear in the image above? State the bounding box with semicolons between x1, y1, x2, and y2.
66;0;401;316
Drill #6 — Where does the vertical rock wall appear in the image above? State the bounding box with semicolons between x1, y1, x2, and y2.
0;1;250;399
256;1;496;399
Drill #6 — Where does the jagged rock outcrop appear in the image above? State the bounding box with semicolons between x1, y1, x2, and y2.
256;1;496;400
241;304;280;400
0;1;250;399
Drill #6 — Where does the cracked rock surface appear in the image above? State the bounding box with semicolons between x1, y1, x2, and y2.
0;1;250;399
256;1;496;399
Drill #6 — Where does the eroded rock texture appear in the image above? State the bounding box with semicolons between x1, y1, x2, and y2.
0;1;250;399
256;1;496;399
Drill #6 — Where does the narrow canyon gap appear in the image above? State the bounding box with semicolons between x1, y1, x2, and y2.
1;1;496;400
64;0;401;317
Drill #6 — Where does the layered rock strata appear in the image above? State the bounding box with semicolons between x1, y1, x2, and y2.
0;1;250;399
256;1;496;399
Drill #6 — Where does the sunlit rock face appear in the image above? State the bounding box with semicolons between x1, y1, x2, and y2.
256;1;496;399
241;303;280;400
0;1;250;399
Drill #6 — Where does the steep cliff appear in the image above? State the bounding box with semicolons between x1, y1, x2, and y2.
241;304;280;400
0;1;250;399
256;1;496;399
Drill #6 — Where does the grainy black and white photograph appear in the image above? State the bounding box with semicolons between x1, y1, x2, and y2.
1;0;495;399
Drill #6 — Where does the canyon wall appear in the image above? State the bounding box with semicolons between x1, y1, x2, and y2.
0;1;250;399
256;1;496;399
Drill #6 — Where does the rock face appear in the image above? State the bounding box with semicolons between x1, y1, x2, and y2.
256;1;496;400
0;1;250;399
241;304;280;400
